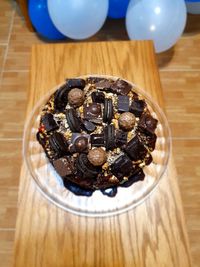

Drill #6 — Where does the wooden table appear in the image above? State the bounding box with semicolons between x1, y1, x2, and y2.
13;41;192;267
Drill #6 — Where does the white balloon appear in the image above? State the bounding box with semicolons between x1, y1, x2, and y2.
126;0;187;53
48;0;108;40
186;2;200;14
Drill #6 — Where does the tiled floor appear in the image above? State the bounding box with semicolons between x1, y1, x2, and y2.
0;1;199;266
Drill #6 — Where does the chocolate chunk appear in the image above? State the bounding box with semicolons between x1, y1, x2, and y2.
95;79;112;90
104;124;115;151
41;113;58;132
137;129;157;151
82;120;96;133
101;187;118;197
138;113;158;134
63;179;94;196
83;103;102;123
91;134;105;147
53;156;74;177
111;154;133;180
115;130;127;148
86;77;105;84
110;79;132;95
120;168;145;187
54;84;70;110
49;132;69;156
66;78;85;89
91;91;105;103
125;136;148;161
129;99;147;117
76;153;100;179
66;109;81;132
118;95;129;113
103;98;113;123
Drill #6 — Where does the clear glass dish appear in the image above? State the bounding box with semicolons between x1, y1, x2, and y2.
23;75;171;217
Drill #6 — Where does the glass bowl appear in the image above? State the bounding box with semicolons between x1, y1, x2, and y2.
23;75;171;217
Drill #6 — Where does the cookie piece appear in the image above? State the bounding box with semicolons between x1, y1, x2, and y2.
41;113;58;133
125;135;148;161
111;154;133;180
66;78;85;89
91;134;105;147
53;156;74;178
66;109;81;132
104;124;115;151
110;79;132;95
129;99;146;117
118;95;129;113
91;91;105;103
103;98;113;123
54;84;70;111
49;132;69;157
138;113;158;134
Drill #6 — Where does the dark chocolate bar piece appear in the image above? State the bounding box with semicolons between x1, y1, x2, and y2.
41;113;58;133
91;134;105;147
118;95;129;113
129;99;146;117
125;136;148;161
111;154;133;179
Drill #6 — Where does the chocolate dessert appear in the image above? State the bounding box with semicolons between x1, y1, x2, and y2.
36;76;158;197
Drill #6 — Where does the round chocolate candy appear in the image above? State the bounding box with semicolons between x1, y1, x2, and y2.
74;136;88;152
118;112;136;131
68;88;85;108
87;148;107;166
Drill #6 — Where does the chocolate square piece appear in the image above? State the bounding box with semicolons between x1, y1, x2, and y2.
41;113;58;133
115;130;127;148
53;157;74;177
137;130;157;151
118;95;129;113
110;79;132;95
111;155;133;179
138;113;158;133
95;79;112;90
82;120;96;133
66;78;85;89
91;134;105;147
83;103;102;123
129;99;146;117
125;136;147;161
91;91;105;103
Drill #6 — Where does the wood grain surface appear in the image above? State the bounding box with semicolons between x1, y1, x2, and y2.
13;41;192;267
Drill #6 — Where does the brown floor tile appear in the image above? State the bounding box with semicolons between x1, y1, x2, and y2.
160;71;200;138
0;45;6;73
0;140;21;228
173;139;200;267
0;0;15;44
0;230;15;267
5;12;45;71
0;71;28;138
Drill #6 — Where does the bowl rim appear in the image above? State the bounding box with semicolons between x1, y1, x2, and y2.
23;74;172;217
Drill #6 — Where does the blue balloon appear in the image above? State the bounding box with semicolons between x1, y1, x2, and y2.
28;0;65;40
108;0;130;19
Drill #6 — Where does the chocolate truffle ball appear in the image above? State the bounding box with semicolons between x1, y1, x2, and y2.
118;112;136;131
68;88;84;107
87;148;107;166
74;136;88;152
